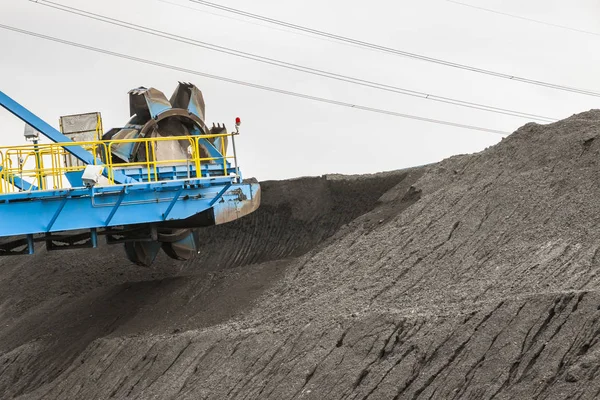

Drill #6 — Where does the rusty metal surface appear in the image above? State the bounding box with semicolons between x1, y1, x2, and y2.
106;128;142;162
117;85;212;162
59;112;103;167
138;108;207;137
59;112;101;136
214;184;261;225
128;87;171;120
170;82;206;122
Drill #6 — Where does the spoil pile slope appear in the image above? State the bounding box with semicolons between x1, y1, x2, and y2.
0;172;414;398
3;111;600;399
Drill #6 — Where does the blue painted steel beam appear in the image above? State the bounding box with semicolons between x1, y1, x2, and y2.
90;228;98;248
0;166;39;191
163;186;184;220
0;180;259;236
0;176;235;203
209;183;232;207
0;90;136;185
46;196;69;232
198;138;224;160
104;188;126;226
116;164;235;182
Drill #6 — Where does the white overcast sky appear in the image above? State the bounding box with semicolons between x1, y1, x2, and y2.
1;0;599;180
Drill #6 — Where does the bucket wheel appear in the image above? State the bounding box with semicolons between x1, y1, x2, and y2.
160;229;201;261
124;240;162;267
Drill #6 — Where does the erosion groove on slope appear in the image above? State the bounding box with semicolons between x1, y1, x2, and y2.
13;292;600;399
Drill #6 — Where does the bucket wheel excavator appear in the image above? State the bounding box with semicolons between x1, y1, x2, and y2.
0;83;260;266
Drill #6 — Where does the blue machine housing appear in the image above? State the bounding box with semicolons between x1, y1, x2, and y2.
0;84;260;266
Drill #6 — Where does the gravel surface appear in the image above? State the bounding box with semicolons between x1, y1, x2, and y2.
2;110;600;399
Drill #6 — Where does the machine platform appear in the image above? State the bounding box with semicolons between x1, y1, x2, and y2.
0;84;260;266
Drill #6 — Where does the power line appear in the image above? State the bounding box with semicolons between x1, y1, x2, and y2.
0;24;511;136
162;0;450;65
188;0;600;98
157;0;368;51
447;0;600;38
28;0;556;123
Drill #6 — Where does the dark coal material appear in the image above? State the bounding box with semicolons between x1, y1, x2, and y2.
2;111;600;399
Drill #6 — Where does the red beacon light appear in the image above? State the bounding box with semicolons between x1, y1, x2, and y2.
235;117;241;133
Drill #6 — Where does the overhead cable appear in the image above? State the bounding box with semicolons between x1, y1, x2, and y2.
29;0;555;122
0;24;511;136
156;0;366;50
447;0;600;38
187;0;600;98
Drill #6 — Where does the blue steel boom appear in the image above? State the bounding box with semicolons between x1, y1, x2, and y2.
0;83;261;266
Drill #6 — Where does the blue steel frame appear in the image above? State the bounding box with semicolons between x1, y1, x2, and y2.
0;90;260;251
0;90;135;184
0;177;259;236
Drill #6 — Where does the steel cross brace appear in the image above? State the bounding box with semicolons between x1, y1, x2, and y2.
0;90;136;185
0;166;39;191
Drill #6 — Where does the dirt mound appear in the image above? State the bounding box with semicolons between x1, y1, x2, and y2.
0;171;416;398
3;110;600;399
191;171;422;270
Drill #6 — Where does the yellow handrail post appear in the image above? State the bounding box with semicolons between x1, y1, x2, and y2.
150;139;158;182
0;151;4;194
145;140;151;182
221;134;227;177
194;136;201;178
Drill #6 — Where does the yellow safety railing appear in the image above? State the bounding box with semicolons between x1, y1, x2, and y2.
0;133;236;194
